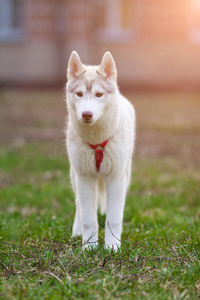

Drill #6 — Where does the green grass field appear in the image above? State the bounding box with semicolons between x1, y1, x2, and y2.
0;90;200;299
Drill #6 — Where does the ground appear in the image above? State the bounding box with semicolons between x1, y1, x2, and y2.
0;90;199;299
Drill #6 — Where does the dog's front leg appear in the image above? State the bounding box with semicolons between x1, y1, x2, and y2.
105;175;127;250
76;176;98;248
72;197;82;237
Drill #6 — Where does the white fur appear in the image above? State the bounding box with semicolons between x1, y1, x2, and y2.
66;51;135;250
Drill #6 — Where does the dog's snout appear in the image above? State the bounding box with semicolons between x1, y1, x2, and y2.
82;111;93;121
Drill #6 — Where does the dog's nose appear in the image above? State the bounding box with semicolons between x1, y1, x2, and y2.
82;111;93;121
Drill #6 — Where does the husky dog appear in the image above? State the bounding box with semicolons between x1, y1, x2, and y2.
66;51;135;250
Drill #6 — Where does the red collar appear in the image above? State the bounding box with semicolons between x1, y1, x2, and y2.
88;139;109;172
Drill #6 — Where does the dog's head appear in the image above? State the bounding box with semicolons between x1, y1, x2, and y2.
66;51;118;124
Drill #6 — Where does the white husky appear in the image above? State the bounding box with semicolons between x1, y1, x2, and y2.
66;51;135;250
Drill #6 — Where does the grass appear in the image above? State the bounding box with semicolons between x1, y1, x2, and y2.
0;90;200;299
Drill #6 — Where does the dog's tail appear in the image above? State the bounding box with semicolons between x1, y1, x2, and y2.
97;174;107;215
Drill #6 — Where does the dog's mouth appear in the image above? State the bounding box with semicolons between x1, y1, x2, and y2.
82;119;93;124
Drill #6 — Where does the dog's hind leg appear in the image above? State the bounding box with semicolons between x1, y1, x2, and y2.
97;174;107;215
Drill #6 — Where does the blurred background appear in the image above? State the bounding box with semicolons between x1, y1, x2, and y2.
0;0;200;173
0;0;200;89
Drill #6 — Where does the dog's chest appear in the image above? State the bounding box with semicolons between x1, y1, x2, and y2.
69;139;127;177
73;145;113;176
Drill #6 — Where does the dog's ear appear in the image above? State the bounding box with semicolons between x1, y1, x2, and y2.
97;51;117;81
67;51;86;81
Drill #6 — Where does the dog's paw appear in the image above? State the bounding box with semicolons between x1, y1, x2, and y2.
72;224;82;237
104;242;121;252
72;230;82;237
82;241;98;250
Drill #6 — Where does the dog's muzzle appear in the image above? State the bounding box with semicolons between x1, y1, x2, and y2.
82;111;93;123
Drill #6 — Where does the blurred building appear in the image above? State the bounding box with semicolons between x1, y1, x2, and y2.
0;0;200;89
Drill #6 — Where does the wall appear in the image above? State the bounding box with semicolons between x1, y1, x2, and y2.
0;0;200;89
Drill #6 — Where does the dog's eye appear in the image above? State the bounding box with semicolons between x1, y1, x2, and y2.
96;92;103;98
76;92;83;97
